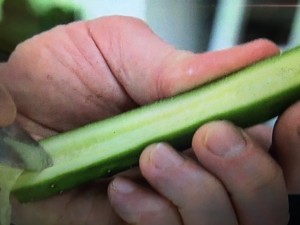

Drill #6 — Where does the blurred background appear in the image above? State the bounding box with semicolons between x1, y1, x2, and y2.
0;0;299;60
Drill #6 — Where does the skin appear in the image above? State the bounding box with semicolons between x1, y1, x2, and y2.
0;84;16;126
0;16;296;224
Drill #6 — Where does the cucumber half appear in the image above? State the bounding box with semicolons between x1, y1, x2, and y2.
12;46;300;202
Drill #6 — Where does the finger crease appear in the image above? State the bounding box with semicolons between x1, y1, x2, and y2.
85;22;137;106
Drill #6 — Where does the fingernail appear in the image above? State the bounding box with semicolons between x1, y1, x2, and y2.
149;143;184;169
205;122;246;157
111;177;136;194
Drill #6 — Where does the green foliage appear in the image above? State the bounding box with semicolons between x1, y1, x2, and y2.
0;0;78;60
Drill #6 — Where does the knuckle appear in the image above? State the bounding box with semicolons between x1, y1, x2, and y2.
155;72;175;99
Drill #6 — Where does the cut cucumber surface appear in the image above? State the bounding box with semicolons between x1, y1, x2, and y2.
12;46;300;202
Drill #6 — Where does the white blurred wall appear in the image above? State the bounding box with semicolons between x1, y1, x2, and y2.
74;0;300;51
75;0;213;52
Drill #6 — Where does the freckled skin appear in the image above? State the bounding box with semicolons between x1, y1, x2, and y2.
0;16;281;225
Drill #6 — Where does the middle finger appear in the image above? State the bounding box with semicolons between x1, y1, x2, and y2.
192;121;289;225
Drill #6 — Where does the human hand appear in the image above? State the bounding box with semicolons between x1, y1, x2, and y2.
108;121;289;225
1;16;280;225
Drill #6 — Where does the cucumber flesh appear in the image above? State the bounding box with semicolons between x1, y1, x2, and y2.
12;46;300;202
0;166;22;225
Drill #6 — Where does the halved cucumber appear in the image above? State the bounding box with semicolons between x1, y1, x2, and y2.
12;46;300;202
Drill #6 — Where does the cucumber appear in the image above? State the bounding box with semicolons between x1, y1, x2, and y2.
12;46;300;202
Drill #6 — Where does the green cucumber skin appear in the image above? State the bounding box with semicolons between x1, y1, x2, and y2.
13;46;300;202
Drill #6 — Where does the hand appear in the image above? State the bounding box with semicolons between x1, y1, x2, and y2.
1;16;280;225
108;121;289;225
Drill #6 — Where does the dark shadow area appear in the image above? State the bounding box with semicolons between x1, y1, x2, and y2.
240;0;298;45
0;0;78;61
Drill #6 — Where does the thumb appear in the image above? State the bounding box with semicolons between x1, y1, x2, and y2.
87;16;279;104
0;83;16;126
